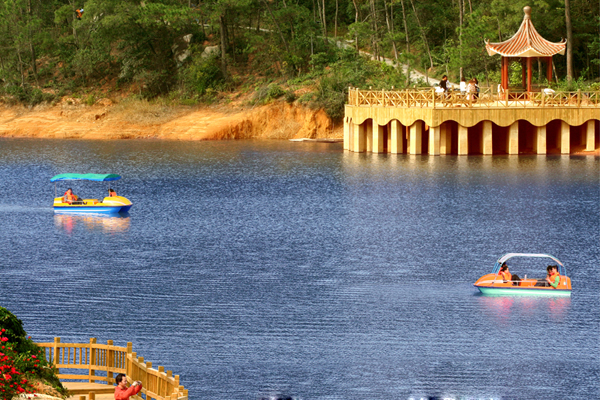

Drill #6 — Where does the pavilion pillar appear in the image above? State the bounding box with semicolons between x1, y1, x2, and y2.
409;121;422;155
508;121;519;155
429;125;440;155
365;122;373;152
501;57;509;90
482;121;493;155
372;120;384;153
560;121;570;154
526;57;532;92
521;58;526;89
534;125;546;154
352;121;366;153
440;123;451;155
586;120;596;151
343;118;350;150
458;124;468;155
390;120;403;154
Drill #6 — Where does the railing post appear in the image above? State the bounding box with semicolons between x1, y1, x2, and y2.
146;361;152;393
158;366;165;396
541;91;545;107
89;338;97;383
107;340;114;384
126;342;133;378
577;89;581;106
432;88;436;108
505;89;509;107
53;337;60;368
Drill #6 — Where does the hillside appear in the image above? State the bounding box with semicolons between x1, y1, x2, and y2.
0;99;341;141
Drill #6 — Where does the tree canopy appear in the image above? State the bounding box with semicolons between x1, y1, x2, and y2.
0;0;597;113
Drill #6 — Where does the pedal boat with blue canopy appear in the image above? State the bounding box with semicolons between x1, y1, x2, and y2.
51;173;133;214
473;253;572;296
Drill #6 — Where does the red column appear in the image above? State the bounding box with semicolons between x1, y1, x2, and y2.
527;57;532;92
501;57;508;90
521;58;526;88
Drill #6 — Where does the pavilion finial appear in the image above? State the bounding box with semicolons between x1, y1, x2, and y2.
523;6;531;19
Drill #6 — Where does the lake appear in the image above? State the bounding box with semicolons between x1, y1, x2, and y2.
0;139;598;399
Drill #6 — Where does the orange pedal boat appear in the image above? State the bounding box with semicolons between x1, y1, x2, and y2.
474;253;572;296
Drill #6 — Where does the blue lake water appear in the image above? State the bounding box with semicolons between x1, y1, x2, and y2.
0;139;598;400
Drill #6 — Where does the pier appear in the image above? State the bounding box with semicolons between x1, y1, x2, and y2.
344;6;599;156
36;337;188;400
343;88;599;155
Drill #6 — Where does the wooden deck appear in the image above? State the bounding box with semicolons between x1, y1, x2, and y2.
36;338;188;400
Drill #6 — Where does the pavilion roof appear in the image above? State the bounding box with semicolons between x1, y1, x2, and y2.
485;6;566;58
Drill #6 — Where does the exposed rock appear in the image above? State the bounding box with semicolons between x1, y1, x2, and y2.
0;101;342;141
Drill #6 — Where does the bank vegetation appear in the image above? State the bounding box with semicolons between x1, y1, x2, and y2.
0;0;598;121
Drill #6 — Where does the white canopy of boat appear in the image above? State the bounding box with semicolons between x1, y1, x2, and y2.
496;253;564;266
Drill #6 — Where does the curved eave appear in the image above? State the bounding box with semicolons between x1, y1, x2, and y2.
486;43;566;58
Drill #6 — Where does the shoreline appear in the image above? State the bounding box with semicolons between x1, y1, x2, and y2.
0;100;342;141
1;101;598;155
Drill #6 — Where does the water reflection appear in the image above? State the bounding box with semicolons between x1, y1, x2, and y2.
476;294;571;324
54;212;130;234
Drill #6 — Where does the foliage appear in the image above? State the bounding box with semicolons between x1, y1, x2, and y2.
181;54;225;97
0;0;596;107
311;47;407;120
0;307;67;398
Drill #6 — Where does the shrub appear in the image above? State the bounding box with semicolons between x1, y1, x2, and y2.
181;54;225;97
0;307;67;398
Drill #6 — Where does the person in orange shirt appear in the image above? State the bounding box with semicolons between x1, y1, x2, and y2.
63;188;79;204
114;373;142;400
498;263;512;282
498;263;520;285
545;265;561;288
108;188;117;197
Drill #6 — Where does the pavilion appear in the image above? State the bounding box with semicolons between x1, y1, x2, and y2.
485;6;566;92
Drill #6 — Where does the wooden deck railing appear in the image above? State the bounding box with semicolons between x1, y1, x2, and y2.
347;87;600;108
36;337;188;400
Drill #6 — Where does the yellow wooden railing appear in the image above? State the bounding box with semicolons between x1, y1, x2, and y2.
347;87;600;108
36;338;188;400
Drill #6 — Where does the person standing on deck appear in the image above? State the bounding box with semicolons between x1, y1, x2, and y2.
114;373;142;400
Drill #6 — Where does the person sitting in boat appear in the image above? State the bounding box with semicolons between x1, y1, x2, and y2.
535;265;560;287
108;188;117;197
63;188;81;204
545;265;560;288
498;263;520;285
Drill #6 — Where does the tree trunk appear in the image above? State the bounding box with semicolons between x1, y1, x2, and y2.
322;0;327;43
370;0;379;60
27;0;38;84
352;0;359;51
219;14;228;77
399;0;410;84
384;0;399;61
334;0;338;40
564;0;573;81
409;0;433;75
262;0;290;53
459;0;463;80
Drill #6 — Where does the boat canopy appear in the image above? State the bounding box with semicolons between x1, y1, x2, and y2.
493;253;566;276
51;173;121;182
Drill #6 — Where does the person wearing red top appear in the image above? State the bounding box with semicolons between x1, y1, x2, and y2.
498;263;520;286
114;373;142;400
63;188;79;204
